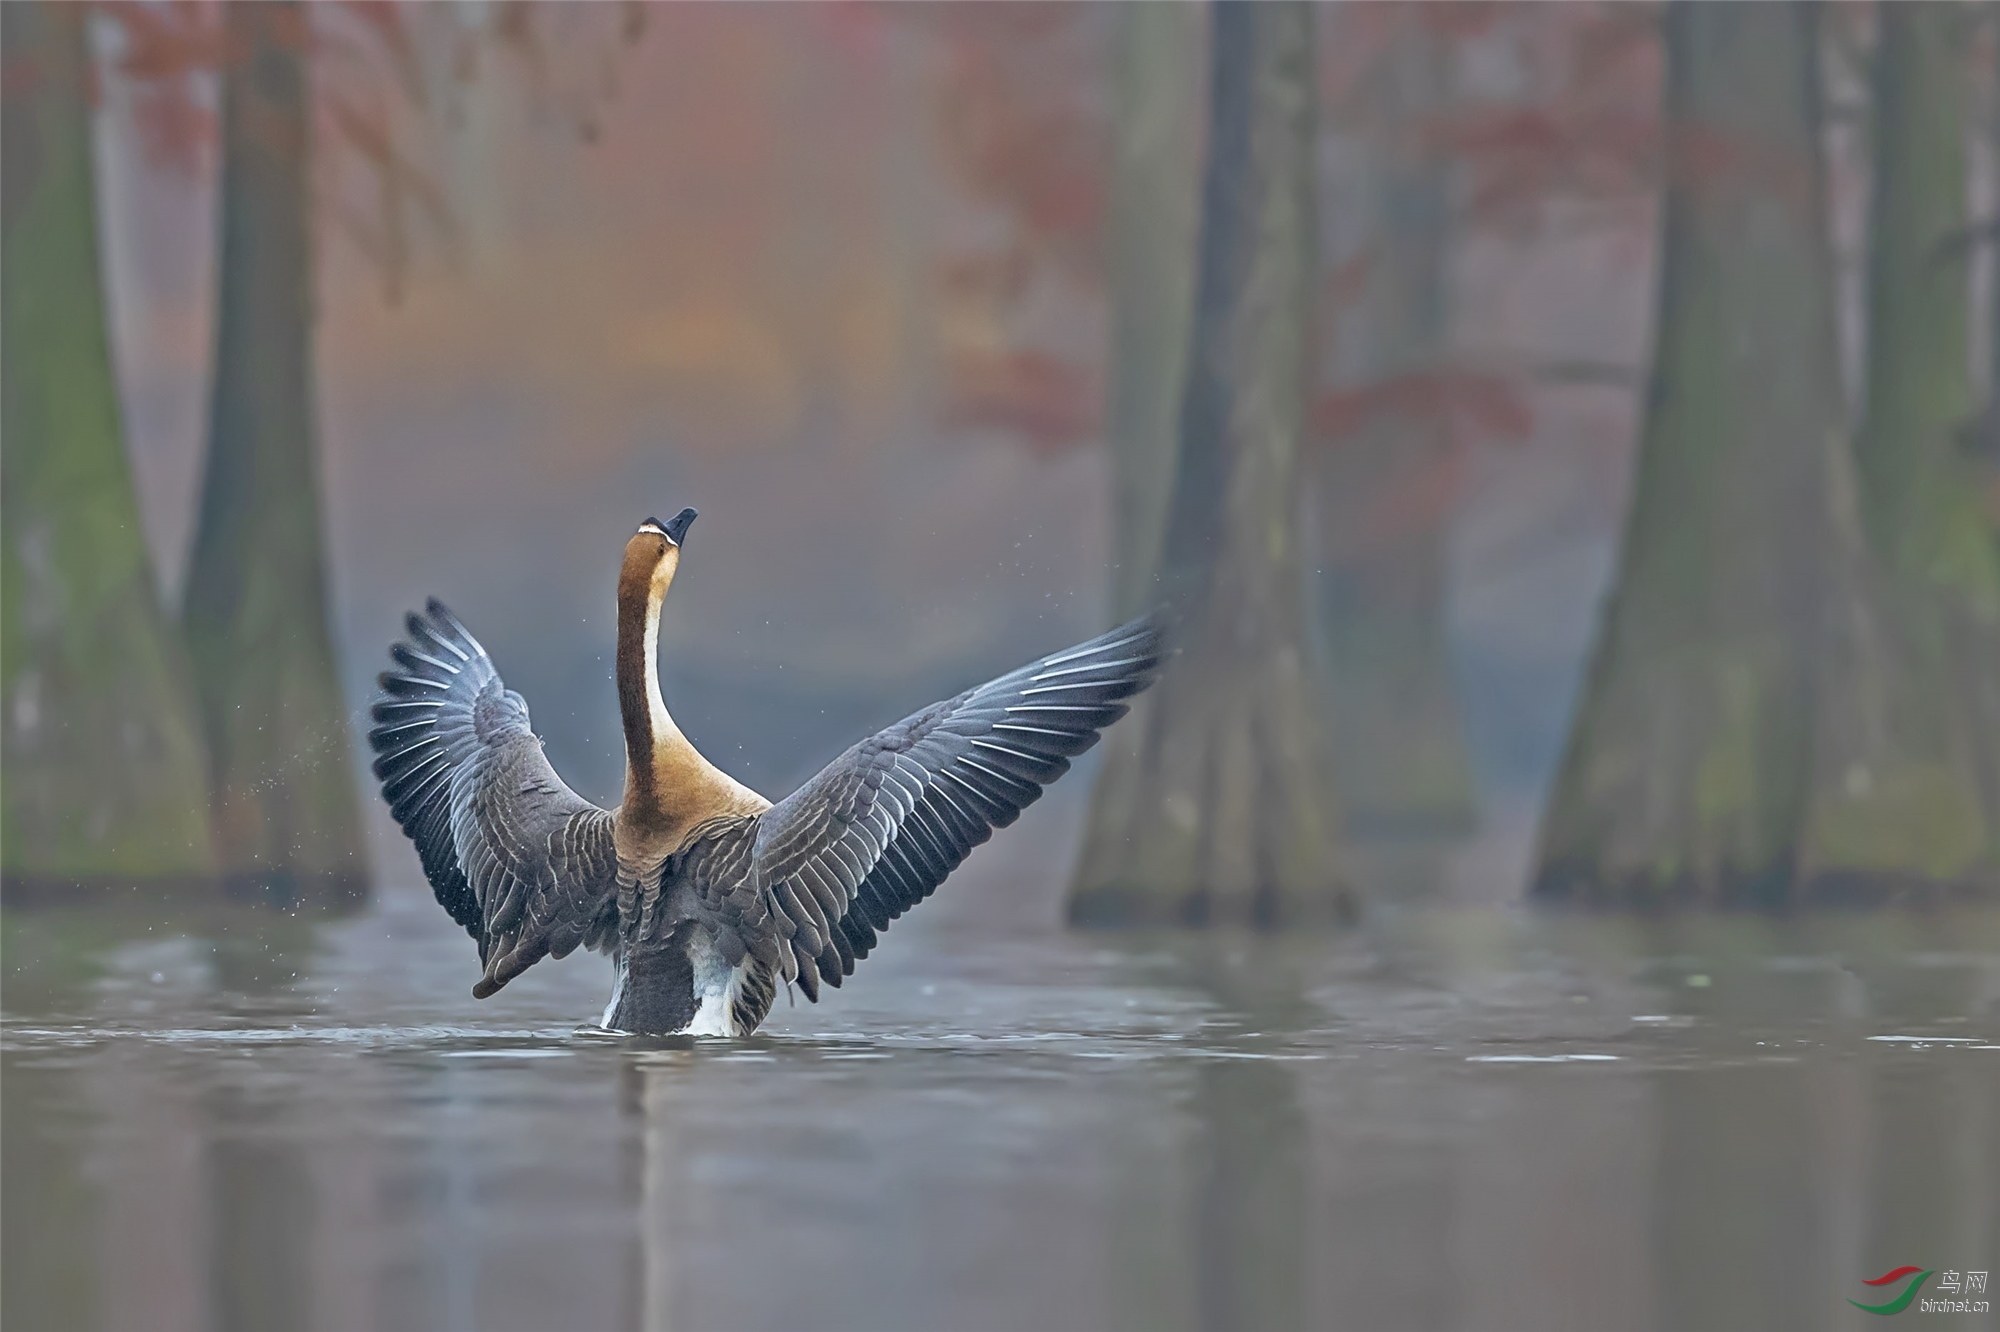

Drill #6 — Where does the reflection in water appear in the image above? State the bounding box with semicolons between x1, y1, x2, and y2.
630;1047;693;1332
2;892;1997;1331
1177;944;1312;1332
3;1059;98;1332
1638;921;1828;1331
1190;1041;1305;1332
1655;1055;1824;1331
1865;960;1998;1307
208;1084;316;1332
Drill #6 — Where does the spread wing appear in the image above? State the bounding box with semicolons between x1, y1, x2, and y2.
738;612;1167;998
368;599;621;998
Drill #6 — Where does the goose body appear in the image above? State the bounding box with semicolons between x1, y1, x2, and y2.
369;510;1165;1035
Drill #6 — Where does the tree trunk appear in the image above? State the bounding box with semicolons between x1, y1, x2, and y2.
1;2;216;893
1818;1;2000;895
1535;1;1996;906
1856;5;1994;606
1312;12;1475;839
1536;2;1832;904
1535;1;1829;905
181;1;366;905
1532;2;1825;904
1070;1;1351;927
1105;2;1205;622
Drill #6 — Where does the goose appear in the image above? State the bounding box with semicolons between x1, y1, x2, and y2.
368;509;1166;1035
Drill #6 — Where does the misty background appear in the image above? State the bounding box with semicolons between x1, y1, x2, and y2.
92;3;1656;899
9;7;2000;1331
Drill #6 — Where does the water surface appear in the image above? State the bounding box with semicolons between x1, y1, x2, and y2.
5;888;1997;1331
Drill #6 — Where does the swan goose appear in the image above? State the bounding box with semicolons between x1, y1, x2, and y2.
368;510;1166;1035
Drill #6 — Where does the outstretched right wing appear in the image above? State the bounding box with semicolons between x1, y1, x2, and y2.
368;600;621;998
740;612;1168;995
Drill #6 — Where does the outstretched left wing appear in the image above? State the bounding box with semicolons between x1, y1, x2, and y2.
368;600;622;998
739;612;1167;997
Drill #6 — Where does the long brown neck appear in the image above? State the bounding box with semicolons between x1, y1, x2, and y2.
615;533;679;797
612;537;765;844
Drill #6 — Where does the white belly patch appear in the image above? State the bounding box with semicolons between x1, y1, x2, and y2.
684;928;742;1037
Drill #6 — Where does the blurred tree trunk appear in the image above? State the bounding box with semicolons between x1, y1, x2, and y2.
1312;13;1476;839
1535;0;1832;905
1966;21;2000;477
0;1;216;893
1536;1;1994;905
182;1;366;904
1858;5;1994;604
1071;1;1351;927
1839;3;2000;889
1105;2;1204;621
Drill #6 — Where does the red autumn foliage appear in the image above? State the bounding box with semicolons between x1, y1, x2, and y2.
946;347;1100;456
1313;369;1534;449
916;5;1108;453
1423;3;1659;226
926;4;1106;268
97;0;225;175
923;1;1660;505
90;0;643;299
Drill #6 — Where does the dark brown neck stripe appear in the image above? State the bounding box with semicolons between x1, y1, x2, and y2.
615;549;659;802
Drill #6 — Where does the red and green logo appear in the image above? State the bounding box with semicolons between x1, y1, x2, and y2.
1849;1267;1934;1316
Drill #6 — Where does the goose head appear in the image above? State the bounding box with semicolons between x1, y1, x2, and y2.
627;507;696;588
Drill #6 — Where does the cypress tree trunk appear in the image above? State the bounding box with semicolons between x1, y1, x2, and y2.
1313;15;1475;839
1105;2;1205;622
1825;2;2000;893
1537;1;1837;904
1855;5;1992;605
182;1;366;904
1;2;215;893
1536;1;1995;905
1070;1;1351;927
1533;2;1836;905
